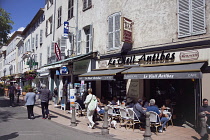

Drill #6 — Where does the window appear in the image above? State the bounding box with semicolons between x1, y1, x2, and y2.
68;0;74;19
84;25;93;53
108;12;121;49
32;37;35;50
77;30;81;54
47;0;53;9
83;0;92;11
46;16;53;36
57;6;62;28
178;0;206;38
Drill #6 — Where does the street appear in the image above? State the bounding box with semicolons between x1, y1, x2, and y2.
0;96;117;140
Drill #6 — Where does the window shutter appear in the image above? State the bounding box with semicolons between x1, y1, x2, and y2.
178;0;191;38
40;53;42;67
89;24;93;52
51;42;55;56
115;14;121;48
77;30;81;54
36;34;38;48
40;30;43;44
191;0;206;35
108;16;114;49
32;37;35;50
88;0;92;7
60;36;66;54
83;0;87;9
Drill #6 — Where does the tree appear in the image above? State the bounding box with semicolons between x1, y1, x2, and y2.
0;8;14;46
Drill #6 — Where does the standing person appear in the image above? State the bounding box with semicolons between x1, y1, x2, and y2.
8;83;17;107
147;99;169;133
84;88;97;129
53;87;58;107
25;87;36;120
38;84;52;119
133;99;146;131
16;85;22;104
199;98;210;129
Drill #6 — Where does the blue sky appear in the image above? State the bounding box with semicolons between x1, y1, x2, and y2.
0;0;44;33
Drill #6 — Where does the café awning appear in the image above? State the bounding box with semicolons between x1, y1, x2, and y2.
123;62;206;79
79;68;127;81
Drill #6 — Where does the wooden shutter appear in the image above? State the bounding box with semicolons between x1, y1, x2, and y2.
51;42;54;56
36;34;38;48
115;13;121;48
60;36;66;54
32;37;35;50
77;30;81;54
178;0;191;38
108;16;114;49
83;0;87;9
40;53;42;67
89;24;93;52
191;0;206;35
40;30;43;44
88;0;92;7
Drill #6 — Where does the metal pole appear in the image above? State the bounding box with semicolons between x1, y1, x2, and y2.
101;106;109;135
143;112;152;140
75;0;78;55
199;112;208;140
71;103;77;127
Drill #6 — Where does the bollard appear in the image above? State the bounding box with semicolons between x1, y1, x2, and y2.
143;112;152;140
70;104;77;127
101;106;109;135
199;112;208;140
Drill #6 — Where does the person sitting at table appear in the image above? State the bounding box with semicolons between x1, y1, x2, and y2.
75;96;85;109
111;96;118;105
133;99;146;131
100;96;108;105
126;97;135;108
147;99;169;133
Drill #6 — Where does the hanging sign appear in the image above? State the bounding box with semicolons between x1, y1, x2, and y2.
63;21;69;38
54;42;61;61
121;17;133;43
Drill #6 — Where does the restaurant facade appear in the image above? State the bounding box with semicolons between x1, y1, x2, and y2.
79;39;210;127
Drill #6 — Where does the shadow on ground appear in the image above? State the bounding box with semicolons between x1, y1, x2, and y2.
0;132;19;140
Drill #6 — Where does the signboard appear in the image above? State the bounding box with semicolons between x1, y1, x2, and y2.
63;21;69;38
180;50;199;61
121;17;133;43
60;66;68;75
124;72;202;79
79;76;114;81
54;42;61;60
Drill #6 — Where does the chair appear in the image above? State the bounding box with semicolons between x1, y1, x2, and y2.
148;111;162;133
107;105;120;120
60;97;66;111
166;112;173;127
75;102;86;117
119;108;131;128
127;108;142;131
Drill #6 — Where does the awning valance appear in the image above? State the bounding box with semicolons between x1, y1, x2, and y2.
123;62;205;79
79;68;127;81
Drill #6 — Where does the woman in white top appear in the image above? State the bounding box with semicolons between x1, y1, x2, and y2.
84;88;97;129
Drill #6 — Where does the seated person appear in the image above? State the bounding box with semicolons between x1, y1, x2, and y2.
111;96;118;105
126;97;135;108
142;96;149;108
199;98;210;129
100;96;108;105
147;99;169;133
75;96;85;109
133;99;146;131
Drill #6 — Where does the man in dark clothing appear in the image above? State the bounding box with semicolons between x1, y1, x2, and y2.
199;98;210;128
38;84;52;119
133;99;146;131
8;83;17;107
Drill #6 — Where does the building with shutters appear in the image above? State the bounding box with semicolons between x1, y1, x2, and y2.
1;0;210;127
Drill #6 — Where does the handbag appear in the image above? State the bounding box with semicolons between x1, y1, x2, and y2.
88;95;97;111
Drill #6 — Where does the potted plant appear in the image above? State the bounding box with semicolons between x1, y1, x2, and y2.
22;85;32;95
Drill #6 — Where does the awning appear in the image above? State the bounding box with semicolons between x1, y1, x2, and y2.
123;62;205;79
79;68;127;81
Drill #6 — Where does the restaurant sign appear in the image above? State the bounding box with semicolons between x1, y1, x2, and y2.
79;76;114;81
108;51;175;65
121;17;133;43
124;72;202;79
180;50;199;61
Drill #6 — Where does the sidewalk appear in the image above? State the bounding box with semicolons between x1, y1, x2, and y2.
18;97;201;140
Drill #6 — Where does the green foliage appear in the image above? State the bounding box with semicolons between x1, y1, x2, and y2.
0;8;14;46
23;85;32;92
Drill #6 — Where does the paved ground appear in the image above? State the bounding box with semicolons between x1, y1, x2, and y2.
2;95;203;140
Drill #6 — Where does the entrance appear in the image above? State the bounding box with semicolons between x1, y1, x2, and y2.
146;79;198;126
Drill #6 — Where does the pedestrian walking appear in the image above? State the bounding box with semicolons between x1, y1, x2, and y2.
84;88;97;129
16;85;22;103
8;83;17;107
53;87;58;107
38;84;52;119
25;87;36;120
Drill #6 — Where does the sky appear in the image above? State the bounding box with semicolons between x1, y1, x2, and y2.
0;0;44;35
